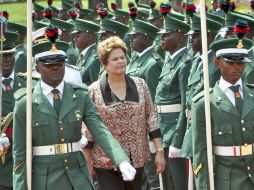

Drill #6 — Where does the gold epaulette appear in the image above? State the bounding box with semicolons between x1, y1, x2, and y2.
17;72;40;80
1;112;13;134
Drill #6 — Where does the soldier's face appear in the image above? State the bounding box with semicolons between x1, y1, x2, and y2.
130;33;146;53
104;48;127;75
216;58;245;84
161;32;178;53
2;53;15;78
75;31;92;51
37;63;65;88
190;32;202;54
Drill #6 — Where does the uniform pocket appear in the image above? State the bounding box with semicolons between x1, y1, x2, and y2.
32;165;48;190
33;118;49;128
212;124;233;145
215;164;231;190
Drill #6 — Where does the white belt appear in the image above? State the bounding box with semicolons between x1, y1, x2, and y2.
214;144;254;157
185;109;192;119
156;104;181;113
33;142;80;156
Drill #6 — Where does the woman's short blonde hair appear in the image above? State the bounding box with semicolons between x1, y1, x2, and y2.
98;36;128;66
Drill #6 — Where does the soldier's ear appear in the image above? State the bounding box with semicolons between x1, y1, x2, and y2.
36;64;41;74
214;57;222;68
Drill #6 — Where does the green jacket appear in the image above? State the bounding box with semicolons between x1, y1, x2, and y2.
155;47;192;148
66;42;79;66
192;83;254;190
180;51;219;158
126;47;163;101
13;82;129;190
0;74;26;187
14;45;27;73
76;44;100;86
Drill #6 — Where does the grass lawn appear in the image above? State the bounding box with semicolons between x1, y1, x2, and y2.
0;0;251;26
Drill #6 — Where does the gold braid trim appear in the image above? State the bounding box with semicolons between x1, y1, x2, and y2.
13;160;25;172
1;112;13;134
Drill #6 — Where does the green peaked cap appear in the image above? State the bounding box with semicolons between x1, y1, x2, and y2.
190;13;222;34
129;19;159;39
50;18;74;32
71;18;99;33
8;22;27;35
206;12;225;26
158;14;190;33
33;21;49;31
98;18;129;37
1;31;19;50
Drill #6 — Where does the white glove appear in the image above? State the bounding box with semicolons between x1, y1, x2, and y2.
168;146;181;158
119;161;136;181
79;135;88;149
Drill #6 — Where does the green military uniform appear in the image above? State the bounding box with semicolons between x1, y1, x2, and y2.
126;20;163;100
180;14;222;159
0;27;25;189
147;4;165;59
71;19;100;86
192;38;254;190
155;15;191;190
7;22;27;73
50;18;79;66
12;40;130;190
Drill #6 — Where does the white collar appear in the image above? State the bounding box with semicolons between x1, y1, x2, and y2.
81;44;94;56
219;77;243;92
40;80;65;97
138;46;153;57
2;70;15;81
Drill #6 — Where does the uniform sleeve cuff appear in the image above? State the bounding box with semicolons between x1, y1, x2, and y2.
148;129;161;139
85;141;94;149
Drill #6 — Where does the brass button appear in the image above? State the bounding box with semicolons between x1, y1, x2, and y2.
242;128;246;132
60;127;64;131
35;123;38;126
65;166;69;170
249;174;252;178
64;159;68;163
59;120;62;124
244;143;248;147
218;132;222;135
247;166;251;170
241;120;244;124
61;138;65;142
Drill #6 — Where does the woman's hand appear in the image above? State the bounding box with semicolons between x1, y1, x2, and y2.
155;151;166;174
87;160;95;178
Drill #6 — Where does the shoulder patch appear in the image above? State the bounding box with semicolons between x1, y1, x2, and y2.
65;63;80;71
192;88;213;103
17;72;40;80
14;87;27;100
72;83;88;91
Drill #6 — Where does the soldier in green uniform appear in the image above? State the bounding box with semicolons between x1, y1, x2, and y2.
192;38;254;190
13;40;136;190
0;20;26;190
126;19;163;190
179;13;222;188
7;22;27;73
155;14;191;190
50;18;79;66
72;19;100;86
